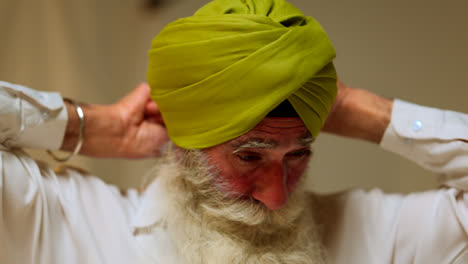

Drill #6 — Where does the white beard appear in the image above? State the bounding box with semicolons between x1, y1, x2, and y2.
151;145;326;264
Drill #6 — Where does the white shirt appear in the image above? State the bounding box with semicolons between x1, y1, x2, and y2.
0;81;467;264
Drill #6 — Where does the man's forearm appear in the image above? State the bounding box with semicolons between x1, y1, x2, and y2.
322;85;393;144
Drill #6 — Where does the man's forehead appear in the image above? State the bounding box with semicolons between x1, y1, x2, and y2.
227;117;314;148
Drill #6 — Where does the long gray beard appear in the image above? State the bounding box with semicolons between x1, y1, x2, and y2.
151;144;326;264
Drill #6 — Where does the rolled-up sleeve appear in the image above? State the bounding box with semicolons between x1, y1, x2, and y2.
0;81;68;150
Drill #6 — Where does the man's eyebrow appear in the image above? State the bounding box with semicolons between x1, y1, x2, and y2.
299;136;316;145
231;138;277;154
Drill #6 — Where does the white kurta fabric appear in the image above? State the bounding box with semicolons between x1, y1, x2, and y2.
0;81;467;263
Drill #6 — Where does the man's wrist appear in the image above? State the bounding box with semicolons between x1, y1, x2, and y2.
50;99;85;162
60;102;110;156
345;88;393;143
60;100;82;152
323;86;393;144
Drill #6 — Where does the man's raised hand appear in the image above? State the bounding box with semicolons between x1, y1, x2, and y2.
60;83;169;159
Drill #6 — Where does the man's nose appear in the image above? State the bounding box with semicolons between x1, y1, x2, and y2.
251;163;288;210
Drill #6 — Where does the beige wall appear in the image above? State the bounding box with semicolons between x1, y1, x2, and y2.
1;0;466;194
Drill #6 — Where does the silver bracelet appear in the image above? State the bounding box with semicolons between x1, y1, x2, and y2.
47;99;85;162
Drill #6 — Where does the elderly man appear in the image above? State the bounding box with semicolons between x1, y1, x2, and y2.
1;0;467;263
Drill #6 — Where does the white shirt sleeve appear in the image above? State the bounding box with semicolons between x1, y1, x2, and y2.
325;99;468;264
0;81;68;150
0;81;144;264
380;99;468;189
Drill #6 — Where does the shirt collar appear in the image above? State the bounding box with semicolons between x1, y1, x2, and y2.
131;176;168;234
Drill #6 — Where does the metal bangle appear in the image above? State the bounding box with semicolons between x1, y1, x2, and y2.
47;99;85;162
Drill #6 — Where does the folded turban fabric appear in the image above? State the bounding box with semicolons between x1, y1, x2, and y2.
147;0;337;149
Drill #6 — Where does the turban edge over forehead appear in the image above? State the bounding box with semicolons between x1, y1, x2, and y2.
147;0;337;149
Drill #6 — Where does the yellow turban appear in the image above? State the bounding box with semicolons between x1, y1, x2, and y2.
147;0;337;149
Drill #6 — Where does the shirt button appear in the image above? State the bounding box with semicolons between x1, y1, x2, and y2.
412;120;423;132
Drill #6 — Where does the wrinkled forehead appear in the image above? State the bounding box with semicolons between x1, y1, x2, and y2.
227;117;313;148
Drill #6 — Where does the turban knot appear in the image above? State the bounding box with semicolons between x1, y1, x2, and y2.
147;0;337;149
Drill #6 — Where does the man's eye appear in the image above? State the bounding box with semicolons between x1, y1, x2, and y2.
238;155;261;162
287;149;311;158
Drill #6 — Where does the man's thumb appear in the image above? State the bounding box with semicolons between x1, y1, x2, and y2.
119;83;151;111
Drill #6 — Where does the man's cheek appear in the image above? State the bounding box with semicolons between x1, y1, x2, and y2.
287;171;304;193
214;175;252;197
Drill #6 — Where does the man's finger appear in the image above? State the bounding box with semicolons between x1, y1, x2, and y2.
144;99;160;116
119;83;151;112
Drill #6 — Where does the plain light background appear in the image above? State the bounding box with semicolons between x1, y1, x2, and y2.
0;0;467;194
